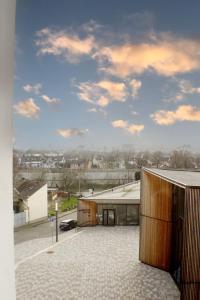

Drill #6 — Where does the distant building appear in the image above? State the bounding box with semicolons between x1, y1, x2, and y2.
14;180;48;227
78;181;140;226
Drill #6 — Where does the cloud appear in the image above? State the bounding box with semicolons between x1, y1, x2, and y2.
57;128;89;138
96;80;127;100
14;98;40;118
112;120;128;129
87;107;107;116
97;96;110;107
129;79;142;97
127;124;144;134
36;27;95;63
87;108;97;113
36;24;200;79
41;94;61;104
82;20;104;33
131;110;139;116
151;105;200;125
23;83;42;94
163;79;200;103
94;34;200;77
111;119;144;135
76;79;128;107
178;79;200;95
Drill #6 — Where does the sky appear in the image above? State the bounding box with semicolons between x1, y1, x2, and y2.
14;0;200;151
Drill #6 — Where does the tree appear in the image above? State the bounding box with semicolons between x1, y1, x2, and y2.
135;152;149;169
170;150;193;169
135;171;141;181
152;151;164;168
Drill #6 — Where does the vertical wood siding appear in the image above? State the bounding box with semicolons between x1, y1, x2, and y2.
140;216;172;269
181;188;200;300
78;200;97;226
139;171;173;270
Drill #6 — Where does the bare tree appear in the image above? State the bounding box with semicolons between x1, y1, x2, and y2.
152;151;164;168
135;152;148;169
170;150;193;169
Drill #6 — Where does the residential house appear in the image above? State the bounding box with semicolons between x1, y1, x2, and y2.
14;180;48;227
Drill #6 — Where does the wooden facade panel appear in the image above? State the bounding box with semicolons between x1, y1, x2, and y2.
141;171;173;222
182;188;200;283
181;283;200;300
78;200;97;226
139;216;172;270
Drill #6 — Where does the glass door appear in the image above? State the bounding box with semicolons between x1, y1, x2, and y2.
103;209;115;226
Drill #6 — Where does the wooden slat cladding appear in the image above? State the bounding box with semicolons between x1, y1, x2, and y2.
141;171;173;221
78;200;97;226
140;169;200;300
139;216;172;270
140;171;173;271
182;188;200;284
181;283;200;300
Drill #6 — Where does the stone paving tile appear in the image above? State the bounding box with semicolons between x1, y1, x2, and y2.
15;226;180;300
15;229;76;264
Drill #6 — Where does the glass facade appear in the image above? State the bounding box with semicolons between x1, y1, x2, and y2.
97;204;139;225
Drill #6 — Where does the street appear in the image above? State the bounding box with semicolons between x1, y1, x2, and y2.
14;209;77;244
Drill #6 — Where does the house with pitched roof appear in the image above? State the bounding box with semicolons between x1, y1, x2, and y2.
14;179;48;226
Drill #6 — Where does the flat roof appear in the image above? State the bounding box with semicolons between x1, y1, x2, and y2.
143;168;200;188
81;181;140;204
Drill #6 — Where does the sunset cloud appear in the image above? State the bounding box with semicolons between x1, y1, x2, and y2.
94;35;200;77
127;124;144;134
23;83;42;94
36;25;200;79
178;79;200;95
96;80;127;100
112;119;128;129
163;79;200;103
14;98;40;118
111;119;144;134
151;105;200;125
36;28;95;63
41;94;61;104
129;79;142;97
76;79;128;107
57;128;89;138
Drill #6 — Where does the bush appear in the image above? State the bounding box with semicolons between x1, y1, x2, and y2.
60;196;78;212
48;210;55;217
135;171;141;181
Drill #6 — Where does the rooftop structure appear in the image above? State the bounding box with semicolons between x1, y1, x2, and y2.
144;168;200;187
82;181;140;204
78;181;140;226
140;168;200;300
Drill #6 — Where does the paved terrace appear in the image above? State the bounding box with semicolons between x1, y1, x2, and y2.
15;227;180;300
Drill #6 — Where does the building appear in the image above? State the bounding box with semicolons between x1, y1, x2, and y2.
139;168;200;300
78;181;140;226
14;180;48;226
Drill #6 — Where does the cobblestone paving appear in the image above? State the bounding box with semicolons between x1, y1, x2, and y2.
15;226;180;300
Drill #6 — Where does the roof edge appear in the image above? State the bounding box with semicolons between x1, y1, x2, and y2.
142;167;187;188
80;180;140;200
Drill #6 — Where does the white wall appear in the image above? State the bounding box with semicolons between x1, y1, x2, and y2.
27;184;48;222
0;0;16;299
